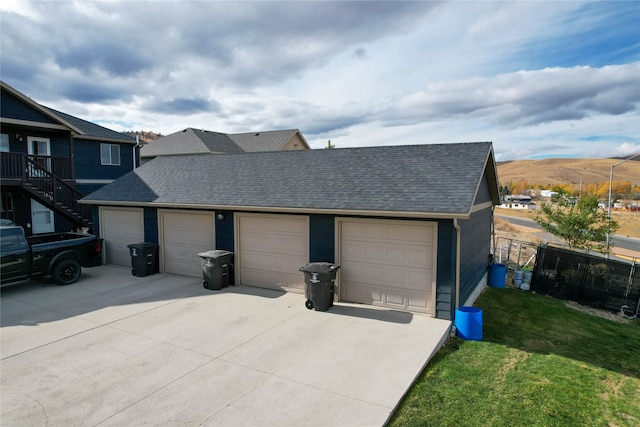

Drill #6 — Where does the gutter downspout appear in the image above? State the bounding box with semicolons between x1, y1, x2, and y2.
454;218;461;311
133;135;139;169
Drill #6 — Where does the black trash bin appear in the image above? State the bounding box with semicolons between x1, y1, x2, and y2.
198;250;234;290
299;262;340;311
127;242;158;277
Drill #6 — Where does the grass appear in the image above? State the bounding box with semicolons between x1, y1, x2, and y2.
388;288;640;427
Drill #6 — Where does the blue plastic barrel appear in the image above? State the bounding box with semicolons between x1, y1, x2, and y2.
455;306;483;341
488;263;507;288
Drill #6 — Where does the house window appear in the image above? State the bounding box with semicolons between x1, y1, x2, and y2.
0;134;9;152
101;143;120;166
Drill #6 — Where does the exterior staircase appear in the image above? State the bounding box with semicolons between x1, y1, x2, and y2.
0;153;92;229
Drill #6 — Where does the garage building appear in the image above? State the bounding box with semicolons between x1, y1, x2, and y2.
82;142;500;320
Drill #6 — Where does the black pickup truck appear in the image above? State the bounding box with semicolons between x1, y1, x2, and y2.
1;224;102;286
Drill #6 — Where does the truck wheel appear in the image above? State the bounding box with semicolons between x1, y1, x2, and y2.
53;259;81;285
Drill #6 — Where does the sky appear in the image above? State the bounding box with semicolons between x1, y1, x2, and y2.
1;1;639;161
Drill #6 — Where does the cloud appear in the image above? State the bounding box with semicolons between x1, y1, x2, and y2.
374;63;640;130
148;97;221;115
1;1;638;160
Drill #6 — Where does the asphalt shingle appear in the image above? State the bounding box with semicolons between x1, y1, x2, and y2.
44;107;136;143
83;142;496;216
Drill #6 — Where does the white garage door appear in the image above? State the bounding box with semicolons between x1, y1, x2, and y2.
160;210;215;278
237;213;308;293
338;218;437;315
99;207;144;266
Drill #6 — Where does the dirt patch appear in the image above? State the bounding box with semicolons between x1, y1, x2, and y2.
563;300;635;324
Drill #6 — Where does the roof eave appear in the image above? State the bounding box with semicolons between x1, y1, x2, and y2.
79;199;470;219
75;135;138;144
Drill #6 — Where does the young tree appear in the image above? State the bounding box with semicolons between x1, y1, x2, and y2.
534;193;619;253
325;140;335;149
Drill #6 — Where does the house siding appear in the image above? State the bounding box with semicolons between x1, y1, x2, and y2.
74;139;135;193
1;90;58;124
281;133;307;151
475;174;493;204
215;210;235;251
458;207;492;306
435;219;456;320
1;124;71;156
144;207;159;244
309;214;335;262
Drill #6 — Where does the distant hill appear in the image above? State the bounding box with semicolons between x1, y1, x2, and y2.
122;130;162;144
497;158;639;187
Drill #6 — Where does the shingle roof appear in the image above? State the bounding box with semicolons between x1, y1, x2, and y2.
44;107;136;143
229;129;301;152
83;142;498;217
141;128;244;157
140;128;307;158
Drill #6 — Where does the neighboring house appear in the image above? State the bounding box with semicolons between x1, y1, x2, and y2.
0;81;137;235
617;199;640;212
140;127;309;164
500;195;536;210
82;141;500;321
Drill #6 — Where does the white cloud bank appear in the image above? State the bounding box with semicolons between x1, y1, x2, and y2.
1;1;638;160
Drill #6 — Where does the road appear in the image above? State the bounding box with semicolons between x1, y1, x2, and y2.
496;214;640;255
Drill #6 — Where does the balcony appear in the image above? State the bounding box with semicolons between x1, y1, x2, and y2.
0;152;91;228
1;152;73;181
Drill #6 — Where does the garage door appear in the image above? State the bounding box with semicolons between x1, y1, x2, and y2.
338;218;437;314
236;213;308;292
100;207;144;266
160;210;215;278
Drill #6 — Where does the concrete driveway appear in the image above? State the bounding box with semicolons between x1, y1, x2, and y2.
1;265;451;426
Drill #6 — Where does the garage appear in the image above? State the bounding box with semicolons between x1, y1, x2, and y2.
236;213;308;292
338;218;437;315
99;207;144;266
159;210;215;277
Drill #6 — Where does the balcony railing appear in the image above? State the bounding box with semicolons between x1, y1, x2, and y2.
1;152;73;180
0;152;91;228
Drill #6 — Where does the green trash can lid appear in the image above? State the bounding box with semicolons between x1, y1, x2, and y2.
299;262;340;273
198;249;233;259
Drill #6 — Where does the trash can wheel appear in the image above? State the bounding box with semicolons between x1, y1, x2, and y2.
131;269;136;276
203;281;209;289
305;299;314;310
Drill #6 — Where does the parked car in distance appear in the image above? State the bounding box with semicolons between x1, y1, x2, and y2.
1;224;102;286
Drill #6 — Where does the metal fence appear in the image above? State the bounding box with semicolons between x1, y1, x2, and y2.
494;237;539;289
532;244;639;317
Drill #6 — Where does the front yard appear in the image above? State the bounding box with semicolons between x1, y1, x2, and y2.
389;288;640;426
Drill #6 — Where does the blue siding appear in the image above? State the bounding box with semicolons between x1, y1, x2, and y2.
309;215;335;262
436;219;456;320
91;206;100;236
474;174;493;204
73;139;134;180
458;208;492;305
1;89;58;124
144;208;159;244
215;210;234;251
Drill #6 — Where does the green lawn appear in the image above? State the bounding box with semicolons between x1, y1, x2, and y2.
389;288;640;427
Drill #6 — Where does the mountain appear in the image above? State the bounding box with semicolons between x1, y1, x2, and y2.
122;130;162;144
497;158;639;187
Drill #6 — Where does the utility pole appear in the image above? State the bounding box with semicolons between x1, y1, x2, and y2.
606;153;640;255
